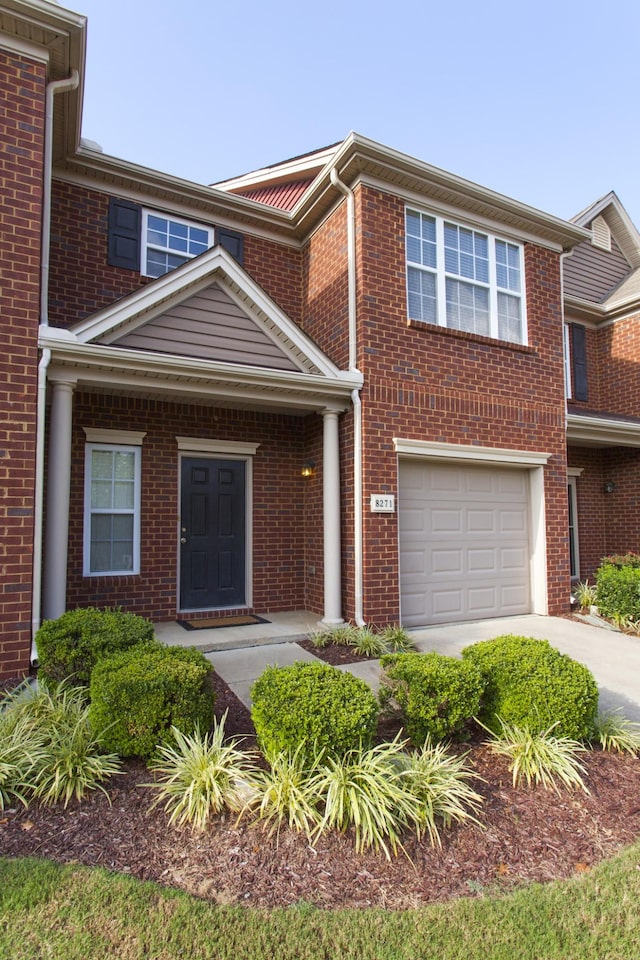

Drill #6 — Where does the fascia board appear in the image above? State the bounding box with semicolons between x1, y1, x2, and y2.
69;247;342;379
563;296;607;321
294;132;588;250
566;413;640;447
361;173;567;252
62;149;295;230
40;336;363;392
213;145;339;191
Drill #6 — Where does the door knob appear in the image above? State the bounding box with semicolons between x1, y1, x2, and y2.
180;537;187;544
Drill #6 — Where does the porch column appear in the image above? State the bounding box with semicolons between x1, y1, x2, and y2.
321;409;343;625
42;379;74;621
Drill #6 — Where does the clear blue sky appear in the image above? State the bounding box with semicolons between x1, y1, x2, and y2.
74;0;640;227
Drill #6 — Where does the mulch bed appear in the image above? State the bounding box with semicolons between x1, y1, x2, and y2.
2;670;640;909
297;638;374;665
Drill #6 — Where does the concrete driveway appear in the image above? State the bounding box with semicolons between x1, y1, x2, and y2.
408;614;640;721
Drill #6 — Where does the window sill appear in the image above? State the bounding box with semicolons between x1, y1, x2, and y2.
407;318;535;354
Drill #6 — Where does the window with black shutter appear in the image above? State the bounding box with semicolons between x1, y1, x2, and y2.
571;323;588;402
107;197;141;271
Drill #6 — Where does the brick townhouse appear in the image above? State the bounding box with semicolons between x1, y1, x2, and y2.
1;0;639;680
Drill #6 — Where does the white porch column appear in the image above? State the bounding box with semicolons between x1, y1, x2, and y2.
42;379;74;621
321;409;343;625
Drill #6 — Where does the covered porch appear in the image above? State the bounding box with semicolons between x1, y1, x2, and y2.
36;246;362;634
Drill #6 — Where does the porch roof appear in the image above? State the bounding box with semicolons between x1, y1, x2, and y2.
39;245;362;415
567;409;640;448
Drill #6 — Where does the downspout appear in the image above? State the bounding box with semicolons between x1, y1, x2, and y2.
31;70;80;665
330;168;365;627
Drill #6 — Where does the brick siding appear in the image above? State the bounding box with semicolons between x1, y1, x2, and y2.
0;52;46;678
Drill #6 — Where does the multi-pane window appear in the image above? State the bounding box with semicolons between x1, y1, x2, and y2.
84;444;141;575
406;209;526;343
142;211;213;278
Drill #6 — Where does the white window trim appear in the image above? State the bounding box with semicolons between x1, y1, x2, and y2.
141;209;214;278
83;441;142;577
568;475;580;580
406;206;528;345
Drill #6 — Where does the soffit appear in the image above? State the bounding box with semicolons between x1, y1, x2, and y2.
0;1;86;159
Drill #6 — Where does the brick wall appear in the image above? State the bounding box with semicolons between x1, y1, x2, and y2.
351;186;570;622
0;52;46;678
49;180;304;330
65;391;321;619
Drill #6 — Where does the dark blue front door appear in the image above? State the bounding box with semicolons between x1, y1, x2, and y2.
180;458;246;609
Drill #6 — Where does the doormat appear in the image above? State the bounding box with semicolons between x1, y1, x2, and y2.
177;615;270;631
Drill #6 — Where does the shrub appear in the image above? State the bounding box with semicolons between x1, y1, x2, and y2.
593;710;640;755
250;661;379;761
313;734;422;858
379;652;484;743
148;714;258;831
1;681;121;808
482;719;588;793
595;562;640;621
244;744;323;840
36;607;157;690
398;737;483;846
89;645;215;759
461;635;598;740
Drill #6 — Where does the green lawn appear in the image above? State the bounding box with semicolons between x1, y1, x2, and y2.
2;846;640;960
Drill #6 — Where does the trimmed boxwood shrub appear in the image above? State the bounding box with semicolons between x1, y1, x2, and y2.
36;607;157;690
379;652;484;743
250;661;379;761
88;645;215;759
595;561;640;621
461;634;598;740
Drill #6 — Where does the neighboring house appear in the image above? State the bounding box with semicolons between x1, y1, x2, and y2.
0;1;637;681
564;193;640;579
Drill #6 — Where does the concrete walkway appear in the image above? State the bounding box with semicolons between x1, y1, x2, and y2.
169;613;640;720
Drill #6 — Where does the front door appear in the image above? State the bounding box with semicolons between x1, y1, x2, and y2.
180;457;246;609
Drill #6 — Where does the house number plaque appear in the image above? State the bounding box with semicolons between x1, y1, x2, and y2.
370;494;395;513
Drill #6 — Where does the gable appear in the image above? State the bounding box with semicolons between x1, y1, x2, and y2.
563;233;631;303
103;282;303;372
70;245;340;378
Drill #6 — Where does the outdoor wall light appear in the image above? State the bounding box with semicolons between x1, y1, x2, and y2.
301;460;316;478
604;480;616;494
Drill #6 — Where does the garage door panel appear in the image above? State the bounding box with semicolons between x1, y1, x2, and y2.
401;548;427;574
499;509;528;533
467;509;497;533
431;509;463;533
467;548;497;572
500;546;528;571
399;461;531;626
431;548;464;574
432;588;465;617
467;586;499;614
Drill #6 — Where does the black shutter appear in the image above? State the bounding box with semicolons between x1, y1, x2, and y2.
217;227;244;266
571;323;588;402
108;197;141;271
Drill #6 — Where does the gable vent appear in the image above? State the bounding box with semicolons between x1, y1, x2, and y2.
591;215;611;251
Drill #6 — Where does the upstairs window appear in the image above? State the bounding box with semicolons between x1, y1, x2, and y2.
108;198;244;275
142;211;213;278
406;209;526;344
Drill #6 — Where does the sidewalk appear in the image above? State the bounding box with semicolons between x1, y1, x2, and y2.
186;613;640;720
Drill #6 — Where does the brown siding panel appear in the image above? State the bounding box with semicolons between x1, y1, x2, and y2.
564;236;630;302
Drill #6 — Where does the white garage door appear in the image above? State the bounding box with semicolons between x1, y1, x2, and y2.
399;460;531;626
